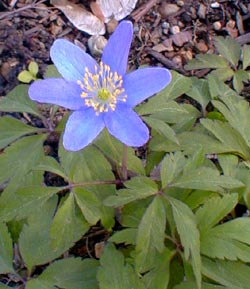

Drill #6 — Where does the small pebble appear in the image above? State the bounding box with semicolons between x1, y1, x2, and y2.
198;3;206;19
195;41;208;52
213;21;222;31
170;25;180;35
159;3;180;18
211;2;220;9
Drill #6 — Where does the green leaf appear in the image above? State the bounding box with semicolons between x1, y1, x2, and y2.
143;116;179;144
17;70;35;83
174;281;235;289
74;187;102;225
50;193;89;252
19;196;67;271
242;44;250;70
214;36;241;67
0;222;15;274
233;69;249;93
104;177;157;207
0;186;62;222
97;243;145;289
135;196;166;273
201;118;250;159
0;134;46;187
109;228;137;245
212;96;250;149
35;156;68;180
26;258;98;289
210;67;234;81
196;194;238;234
168;197;201;289
184;54;228;70
44;64;61;78
0;116;41;149
142;248;173;289
172;166;243;192
160;152;186;188
0;84;41;117
186;78;211;111
201;217;250;262
202;257;250;289
157;70;192;101
28;61;39;76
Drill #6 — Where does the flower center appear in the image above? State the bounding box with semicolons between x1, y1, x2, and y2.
77;62;127;115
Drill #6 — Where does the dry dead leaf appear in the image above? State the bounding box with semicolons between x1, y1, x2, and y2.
97;0;138;22
51;0;105;35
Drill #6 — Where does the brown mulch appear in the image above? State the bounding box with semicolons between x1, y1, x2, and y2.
0;0;250;96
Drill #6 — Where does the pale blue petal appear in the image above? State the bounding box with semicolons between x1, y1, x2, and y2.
29;78;85;110
63;109;105;151
123;67;172;107
51;39;98;82
104;104;149;147
101;21;133;76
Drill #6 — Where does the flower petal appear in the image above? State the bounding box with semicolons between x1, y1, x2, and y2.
101;21;133;76
63;109;105;151
104;104;149;147
123;67;172;107
51;39;98;81
29;78;85;110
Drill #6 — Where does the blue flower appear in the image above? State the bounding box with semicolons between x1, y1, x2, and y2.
29;21;171;151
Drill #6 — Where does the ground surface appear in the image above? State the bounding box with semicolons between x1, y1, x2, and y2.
1;0;250;96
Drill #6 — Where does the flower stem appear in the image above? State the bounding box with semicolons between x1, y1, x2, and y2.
121;144;128;181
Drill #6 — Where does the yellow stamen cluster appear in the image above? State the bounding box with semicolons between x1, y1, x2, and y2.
77;62;127;115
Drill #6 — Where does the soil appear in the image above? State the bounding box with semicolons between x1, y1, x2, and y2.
1;0;250;96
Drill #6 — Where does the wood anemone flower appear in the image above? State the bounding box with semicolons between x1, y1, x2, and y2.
29;21;172;151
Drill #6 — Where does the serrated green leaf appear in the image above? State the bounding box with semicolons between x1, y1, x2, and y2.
74;187;102;225
214;36;241;66
242;44;250;70
0;116;41;149
59;144;116;228
109;228;137;245
19;196;67;271
142;248;173;289
0;222;15;274
0;186;62;222
0;134;46;187
104;177;157;207
168;197;201;289
0;84;41;117
212;96;250;149
186;78;211;111
98;243;145;289
201;217;250;261
185;54;228;70
233;69;249;93
26;258;98;289
50;193;89;252
172;166;243;192
135;196;166;273
210;67;234;81
196;194;238;234
157;70;192;101
28;61;39;76
143;116;179;144
35;156;68;180
160;152;186;188
202;257;250;289
201;118;250;159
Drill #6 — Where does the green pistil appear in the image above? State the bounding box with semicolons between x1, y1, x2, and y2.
98;88;110;101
